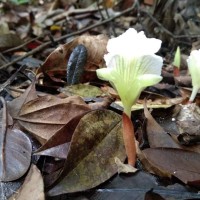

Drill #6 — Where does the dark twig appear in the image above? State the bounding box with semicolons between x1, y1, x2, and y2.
0;65;27;93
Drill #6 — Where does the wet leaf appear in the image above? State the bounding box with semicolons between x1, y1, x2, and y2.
85;170;200;200
47;109;126;196
143;148;200;186
144;189;166;200
144;101;180;148
67;44;87;85
9;165;45;200
0;97;32;181
59;83;103;98
17;95;90;144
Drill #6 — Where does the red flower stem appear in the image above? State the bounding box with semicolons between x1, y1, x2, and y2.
122;112;136;166
173;66;180;77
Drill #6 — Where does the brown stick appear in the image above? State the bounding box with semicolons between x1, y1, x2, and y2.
122;112;136;166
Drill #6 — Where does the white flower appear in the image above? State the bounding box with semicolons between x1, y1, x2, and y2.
96;28;163;116
187;49;200;102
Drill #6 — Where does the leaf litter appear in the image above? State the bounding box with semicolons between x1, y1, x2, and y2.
2;0;200;199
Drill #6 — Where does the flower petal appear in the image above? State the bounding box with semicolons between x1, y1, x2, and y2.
96;68;113;82
137;55;163;76
187;50;200;88
106;28;162;57
137;74;163;88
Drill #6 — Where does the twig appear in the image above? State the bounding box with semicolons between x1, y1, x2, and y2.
0;2;137;70
2;35;43;54
0;65;27;93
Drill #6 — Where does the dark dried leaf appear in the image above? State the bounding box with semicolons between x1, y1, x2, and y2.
143;148;200;186
144;102;180;148
67;44;87;85
17;95;90;144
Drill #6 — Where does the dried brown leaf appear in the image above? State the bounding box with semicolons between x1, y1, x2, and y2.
143;148;200;186
9;165;45;200
17;95;91;144
144;101;180;148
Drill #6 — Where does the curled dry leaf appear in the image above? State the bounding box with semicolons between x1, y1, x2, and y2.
9;165;45;200
17;95;91;144
38;34;108;82
114;157;138;174
47;109;126;196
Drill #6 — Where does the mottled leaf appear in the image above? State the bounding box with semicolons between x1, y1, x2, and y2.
47;109;126;196
59;83;103;98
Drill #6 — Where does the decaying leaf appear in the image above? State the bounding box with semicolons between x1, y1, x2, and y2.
17;95;91;144
67;44;87;85
59;83;103;98
176;103;200;135
0;97;32;182
47;109;126;196
0;33;24;51
115;157;137;174
143;148;200;186
9;165;45;200
144;101;180;148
